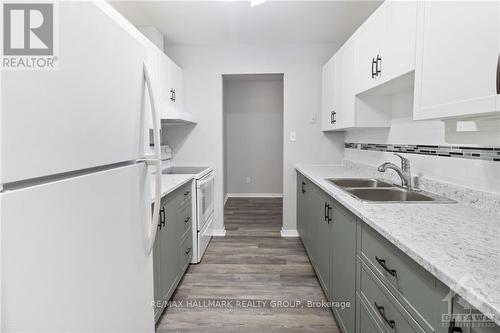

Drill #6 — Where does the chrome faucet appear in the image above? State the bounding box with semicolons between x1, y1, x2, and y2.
378;153;413;190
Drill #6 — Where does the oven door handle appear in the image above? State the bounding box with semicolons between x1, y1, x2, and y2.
197;174;215;188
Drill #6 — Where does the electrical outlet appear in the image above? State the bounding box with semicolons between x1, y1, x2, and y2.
309;114;317;124
245;177;251;184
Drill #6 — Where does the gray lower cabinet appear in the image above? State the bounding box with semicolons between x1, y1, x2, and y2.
330;203;357;333
153;181;193;322
295;171;499;333
297;173;357;332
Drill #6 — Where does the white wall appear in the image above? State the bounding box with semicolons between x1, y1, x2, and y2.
345;91;500;194
223;75;284;196
164;44;345;234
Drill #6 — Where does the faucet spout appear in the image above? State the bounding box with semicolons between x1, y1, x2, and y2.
377;154;413;190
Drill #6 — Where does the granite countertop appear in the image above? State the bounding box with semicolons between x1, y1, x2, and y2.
295;162;500;325
150;173;194;202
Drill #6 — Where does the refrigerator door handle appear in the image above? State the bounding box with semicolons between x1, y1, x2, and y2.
143;61;162;256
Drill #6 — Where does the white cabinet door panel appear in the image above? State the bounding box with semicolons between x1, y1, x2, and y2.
384;1;417;81
414;1;500;120
322;57;336;131
1;2;146;183
356;7;386;93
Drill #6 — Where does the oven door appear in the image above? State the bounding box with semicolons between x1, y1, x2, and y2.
196;172;215;231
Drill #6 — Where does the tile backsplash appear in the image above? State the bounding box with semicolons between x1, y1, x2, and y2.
345;143;500;162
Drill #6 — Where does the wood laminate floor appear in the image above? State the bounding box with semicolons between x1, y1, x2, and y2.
157;197;340;333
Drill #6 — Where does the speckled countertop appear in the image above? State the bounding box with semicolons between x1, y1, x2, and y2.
296;161;500;325
150;174;194;202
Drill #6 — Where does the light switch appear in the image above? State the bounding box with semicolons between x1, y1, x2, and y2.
290;131;296;141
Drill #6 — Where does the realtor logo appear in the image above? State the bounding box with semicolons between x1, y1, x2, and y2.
2;2;58;70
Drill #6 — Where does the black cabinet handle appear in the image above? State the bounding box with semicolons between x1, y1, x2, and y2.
159;208;166;229
324;203;329;222
331;111;336;124
496;54;500;94
301;181;306;194
170;89;175;101
371;57;377;78
448;319;463;333
376;54;382;77
374;302;395;329
328;205;332;223
173;89;176;102
185;247;191;255
375;256;397;277
184;217;191;224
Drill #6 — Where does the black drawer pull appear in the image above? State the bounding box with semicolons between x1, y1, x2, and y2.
301;181;306;194
448;319;463;333
185;247;191;255
184;217;191;223
375;256;397;277
374;302;395;329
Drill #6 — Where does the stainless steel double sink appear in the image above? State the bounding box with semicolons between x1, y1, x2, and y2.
327;178;456;203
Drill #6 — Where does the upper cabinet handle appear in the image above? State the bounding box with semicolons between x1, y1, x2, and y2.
496;54;500;94
376;54;382;76
371;57;377;78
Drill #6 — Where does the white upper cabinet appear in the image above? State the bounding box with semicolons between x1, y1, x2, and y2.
143;41;195;125
356;7;386;93
335;37;356;129
413;1;500;120
356;1;417;94
322;55;337;131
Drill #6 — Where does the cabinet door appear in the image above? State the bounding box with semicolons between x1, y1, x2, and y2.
159;199;179;301
153;225;162;321
414;1;500;120
356;6;386;93
297;174;305;239
383;1;417;81
306;188;330;293
167;58;184;116
322;56;337;131
335;37;356;129
330;207;357;333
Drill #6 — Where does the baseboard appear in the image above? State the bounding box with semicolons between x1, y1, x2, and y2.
212;228;226;237
227;193;283;198
280;229;299;237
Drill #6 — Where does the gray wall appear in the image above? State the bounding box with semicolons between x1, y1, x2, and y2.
164;44;344;234
223;75;284;196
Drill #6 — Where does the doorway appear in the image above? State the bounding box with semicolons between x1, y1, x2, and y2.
222;73;284;235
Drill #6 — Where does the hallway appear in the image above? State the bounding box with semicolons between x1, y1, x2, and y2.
157;198;339;333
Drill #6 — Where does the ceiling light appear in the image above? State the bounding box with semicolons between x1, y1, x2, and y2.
250;0;266;7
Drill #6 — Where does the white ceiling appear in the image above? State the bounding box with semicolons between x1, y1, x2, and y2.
111;1;382;47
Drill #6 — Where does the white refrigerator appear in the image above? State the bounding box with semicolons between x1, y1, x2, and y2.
1;2;162;332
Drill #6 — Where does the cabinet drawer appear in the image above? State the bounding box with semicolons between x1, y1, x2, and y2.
361;224;449;332
178;229;193;273
357;295;384;333
358;259;426;333
178;183;192;208
177;203;192;239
